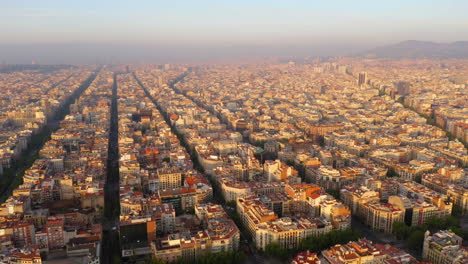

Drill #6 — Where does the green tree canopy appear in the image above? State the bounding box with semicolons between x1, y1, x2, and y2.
406;230;425;250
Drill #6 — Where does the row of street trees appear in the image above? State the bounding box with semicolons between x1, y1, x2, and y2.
263;228;362;261
393;215;467;252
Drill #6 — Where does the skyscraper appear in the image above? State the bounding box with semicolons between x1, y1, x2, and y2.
358;72;367;87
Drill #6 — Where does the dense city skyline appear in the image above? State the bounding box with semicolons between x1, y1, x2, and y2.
0;58;467;264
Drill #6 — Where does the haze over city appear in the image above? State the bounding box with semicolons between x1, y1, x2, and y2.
2;0;468;63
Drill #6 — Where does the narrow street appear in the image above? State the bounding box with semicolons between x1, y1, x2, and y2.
101;73;122;264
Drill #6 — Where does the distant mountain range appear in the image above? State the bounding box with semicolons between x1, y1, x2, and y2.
358;40;468;59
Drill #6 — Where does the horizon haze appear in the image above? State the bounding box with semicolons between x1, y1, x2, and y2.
1;0;468;63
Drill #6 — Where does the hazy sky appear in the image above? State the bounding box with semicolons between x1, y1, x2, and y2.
1;0;467;63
